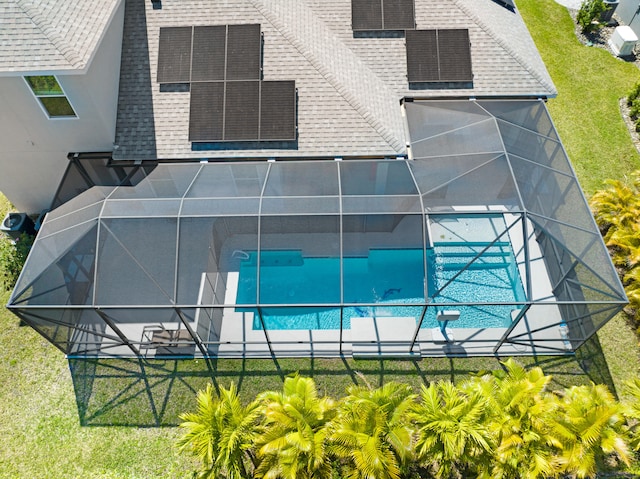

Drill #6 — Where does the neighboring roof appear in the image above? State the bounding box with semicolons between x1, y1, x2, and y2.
114;0;557;161
0;0;120;72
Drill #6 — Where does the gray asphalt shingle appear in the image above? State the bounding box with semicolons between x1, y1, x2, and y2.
3;0;553;160
0;0;120;72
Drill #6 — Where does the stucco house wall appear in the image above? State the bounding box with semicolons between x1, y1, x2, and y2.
0;0;124;213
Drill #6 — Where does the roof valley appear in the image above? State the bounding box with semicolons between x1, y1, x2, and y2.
452;0;556;96
250;0;407;153
16;0;82;68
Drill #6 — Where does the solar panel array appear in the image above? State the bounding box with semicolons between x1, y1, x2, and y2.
189;80;296;142
406;29;473;83
352;0;415;31
157;24;297;143
157;24;261;84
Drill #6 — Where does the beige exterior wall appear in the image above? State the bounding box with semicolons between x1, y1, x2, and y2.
0;0;124;213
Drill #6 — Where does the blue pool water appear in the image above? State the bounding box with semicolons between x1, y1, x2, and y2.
424;242;526;328
235;244;525;330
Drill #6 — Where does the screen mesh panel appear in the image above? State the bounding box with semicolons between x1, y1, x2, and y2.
224;81;260;141
12;101;627;359
406;29;472;83
157;27;193;83
406;30;439;82
189;82;225;142
437;29;473;82
352;0;383;31
191;26;226;82
383;0;415;30
226;24;261;81
260;81;296;141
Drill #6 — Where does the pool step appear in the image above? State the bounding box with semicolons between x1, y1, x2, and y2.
434;260;513;271
432;241;511;247
430;245;514;272
434;250;510;258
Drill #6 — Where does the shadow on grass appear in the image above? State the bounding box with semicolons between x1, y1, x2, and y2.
69;346;614;427
575;333;619;396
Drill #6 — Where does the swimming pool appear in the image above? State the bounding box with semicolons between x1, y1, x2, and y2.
235;245;525;330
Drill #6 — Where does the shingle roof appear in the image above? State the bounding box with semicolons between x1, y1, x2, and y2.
113;0;556;160
0;0;120;72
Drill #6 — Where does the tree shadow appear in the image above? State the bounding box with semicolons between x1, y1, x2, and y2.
574;333;618;396
69;350;604;426
69;358;214;426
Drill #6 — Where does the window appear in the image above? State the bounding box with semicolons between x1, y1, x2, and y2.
25;76;77;118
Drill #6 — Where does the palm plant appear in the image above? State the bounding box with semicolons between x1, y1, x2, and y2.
590;172;640;323
606;222;640;268
554;383;630;478
254;374;336;479
463;358;563;479
624;268;640;316
177;382;262;479
327;381;415;479
411;380;494;478
622;378;640;451
590;175;640;242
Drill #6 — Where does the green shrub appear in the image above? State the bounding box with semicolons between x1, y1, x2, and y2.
0;232;34;290
577;0;608;33
630;97;640;119
628;81;640;106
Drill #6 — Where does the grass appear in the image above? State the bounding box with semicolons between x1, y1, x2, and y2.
2;1;640;476
518;0;640;196
0;297;196;478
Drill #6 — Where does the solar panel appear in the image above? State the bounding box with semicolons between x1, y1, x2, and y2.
352;0;383;31
494;0;515;8
224;81;260;141
191;26;226;82
157;27;193;83
382;0;415;30
226;24;261;81
260;81;296;141
159;23;296;143
437;29;473;82
189;82;225;142
406;29;472;83
406;30;439;82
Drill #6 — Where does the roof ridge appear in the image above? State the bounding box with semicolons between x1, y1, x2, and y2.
251;0;406;153
452;0;556;95
16;0;83;68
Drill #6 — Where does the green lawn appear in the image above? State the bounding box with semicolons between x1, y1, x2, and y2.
2;2;640;477
518;0;640;195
